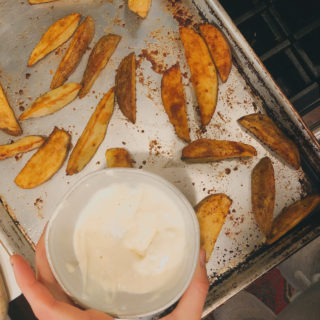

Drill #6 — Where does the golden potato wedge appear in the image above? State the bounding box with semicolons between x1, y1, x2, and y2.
161;63;190;142
251;157;275;237
199;24;232;83
196;194;232;262
51;16;95;89
0;136;45;160
267;194;320;244
28;13;81;67
115;52;136;123
181;138;257;163
180;27;218;126
29;0;57;3
19;83;81;121
106;148;133;168
67;88;114;175
79;34;121;98
238;113;300;169
0;84;22;136
128;0;152;18
14;127;71;189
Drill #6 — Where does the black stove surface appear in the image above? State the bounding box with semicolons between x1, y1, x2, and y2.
219;0;320;134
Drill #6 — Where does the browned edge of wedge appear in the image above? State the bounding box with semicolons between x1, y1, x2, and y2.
106;148;133;168
115;52;136;123
161;63;190;143
128;0;152;18
251;157;275;237
267;194;320;244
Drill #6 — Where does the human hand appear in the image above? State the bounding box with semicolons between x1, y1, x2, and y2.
11;229;209;320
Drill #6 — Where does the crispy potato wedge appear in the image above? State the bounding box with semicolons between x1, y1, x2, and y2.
238;113;300;169
67;88;114;175
0;136;45;160
29;0;56;3
115;52;136;123
79;34;121;98
19;83;81;121
181;138;257;163
267;195;320;244
128;0;152;18
196;193;232;262
0;83;22;136
251;157;275;236
15;127;71;189
106;148;133;168
28;13;81;67
180;27;218;126
199;24;232;83
161;64;190;142
51;16;95;89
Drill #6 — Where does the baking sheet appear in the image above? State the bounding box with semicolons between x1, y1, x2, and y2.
0;0;318;317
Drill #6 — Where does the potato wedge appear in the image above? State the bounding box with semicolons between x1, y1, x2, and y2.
238;114;300;169
67;88;114;175
115;52;136;123
128;0;152;18
199;24;232;83
0;136;45;160
196;194;232;262
0;84;22;136
28;13;81;67
29;0;56;3
267;194;320;244
15;127;71;189
180;27;218;126
251;157;275;236
51;16;95;89
161;63;190;142
79;34;121;98
181;138;257;163
19;83;81;121
106;148;133;168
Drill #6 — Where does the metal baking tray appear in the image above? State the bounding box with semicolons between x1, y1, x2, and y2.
0;0;319;317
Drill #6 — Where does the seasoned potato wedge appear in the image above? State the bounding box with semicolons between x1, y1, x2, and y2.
28;13;81;67
15;127;71;189
180;27;218;126
196;194;232;262
79;34;121;98
0;136;45;160
267;195;320;244
115;52;136;123
199;24;232;83
19;83;81;121
161;63;190;142
238;113;300;169
29;0;57;3
106;148;133;168
128;0;152;18
51;16;95;89
0;84;22;136
251;157;275;236
67;88;114;175
182;138;257;163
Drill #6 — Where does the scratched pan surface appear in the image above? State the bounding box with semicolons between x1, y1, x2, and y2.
0;0;319;318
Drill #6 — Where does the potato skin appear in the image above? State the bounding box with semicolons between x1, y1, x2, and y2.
106;148;133;168
251;157;275;237
238;113;300;169
181;138;257;163
115;52;136;123
195;194;232;262
161;63;190;142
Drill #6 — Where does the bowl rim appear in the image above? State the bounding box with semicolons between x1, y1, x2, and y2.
45;168;200;318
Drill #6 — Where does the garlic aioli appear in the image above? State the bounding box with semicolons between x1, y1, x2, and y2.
73;182;186;296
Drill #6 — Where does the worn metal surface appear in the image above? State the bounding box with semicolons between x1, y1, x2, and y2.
0;0;319;317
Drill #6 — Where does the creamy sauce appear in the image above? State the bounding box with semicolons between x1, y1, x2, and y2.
73;182;186;296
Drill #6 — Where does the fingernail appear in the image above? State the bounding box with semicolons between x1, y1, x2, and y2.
200;249;206;266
